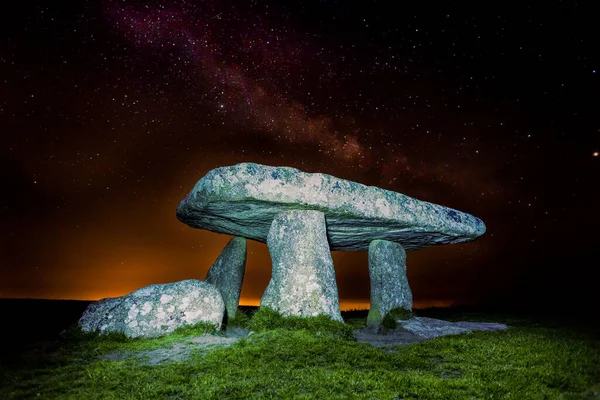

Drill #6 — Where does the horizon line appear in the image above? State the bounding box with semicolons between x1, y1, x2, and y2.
0;296;461;310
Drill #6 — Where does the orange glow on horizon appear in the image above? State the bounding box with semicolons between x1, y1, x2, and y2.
0;172;483;309
1;293;456;311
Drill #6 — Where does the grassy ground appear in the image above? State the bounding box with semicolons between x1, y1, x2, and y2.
1;307;599;399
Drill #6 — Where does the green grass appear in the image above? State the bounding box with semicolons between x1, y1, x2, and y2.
382;307;414;330
247;307;355;340
1;309;599;399
57;321;219;355
225;308;252;329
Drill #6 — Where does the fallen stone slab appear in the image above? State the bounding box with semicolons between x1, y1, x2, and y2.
398;317;508;340
176;163;486;251
398;317;473;339
79;280;225;338
354;326;424;347
453;321;510;331
354;317;508;348
100;334;240;366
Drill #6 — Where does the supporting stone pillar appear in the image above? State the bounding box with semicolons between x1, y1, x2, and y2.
261;210;343;322
367;239;412;328
205;237;247;319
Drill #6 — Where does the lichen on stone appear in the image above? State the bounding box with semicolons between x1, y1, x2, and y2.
79;280;225;338
176;162;486;251
261;210;342;322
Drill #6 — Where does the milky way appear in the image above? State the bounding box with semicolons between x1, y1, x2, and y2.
108;2;365;161
2;1;598;309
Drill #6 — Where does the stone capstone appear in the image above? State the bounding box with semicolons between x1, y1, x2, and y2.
367;240;412;327
261;210;343;322
205;237;247;319
176;162;486;251
78;280;225;338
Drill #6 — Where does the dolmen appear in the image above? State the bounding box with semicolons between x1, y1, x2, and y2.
80;162;485;337
176;162;486;327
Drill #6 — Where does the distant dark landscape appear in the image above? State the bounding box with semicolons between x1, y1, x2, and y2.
2;298;598;356
0;299;89;352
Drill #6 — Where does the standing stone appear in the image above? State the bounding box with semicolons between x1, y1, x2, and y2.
367;240;412;328
205;237;247;319
261;210;343;322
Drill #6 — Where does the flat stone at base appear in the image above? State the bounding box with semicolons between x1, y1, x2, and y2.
261;210;342;322
205;237;247;318
399;317;471;339
354;326;422;347
354;317;508;347
367;240;412;327
399;317;508;340
453;321;509;331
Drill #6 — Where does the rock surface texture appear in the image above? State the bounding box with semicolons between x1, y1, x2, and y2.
367;240;412;327
261;210;343;322
176;163;486;251
205;237;247;319
79;280;225;338
398;317;508;340
354;317;508;347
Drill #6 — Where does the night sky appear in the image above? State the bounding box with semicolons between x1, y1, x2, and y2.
2;1;598;312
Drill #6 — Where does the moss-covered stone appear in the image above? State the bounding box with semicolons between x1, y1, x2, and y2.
225;309;251;329
387;307;414;321
382;307;414;330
